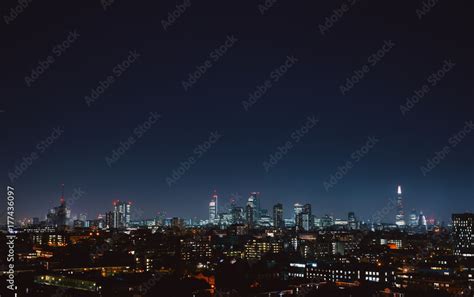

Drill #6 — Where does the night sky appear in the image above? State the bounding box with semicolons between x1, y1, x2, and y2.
2;0;473;223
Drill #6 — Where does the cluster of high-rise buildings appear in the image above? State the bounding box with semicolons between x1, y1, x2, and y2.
205;186;435;233
207;191;339;231
105;200;132;228
24;185;462;237
32;185;133;230
394;185;429;232
45;185;70;228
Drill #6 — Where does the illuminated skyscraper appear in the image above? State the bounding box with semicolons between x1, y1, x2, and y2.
452;213;474;257
105;211;114;229
418;210;427;232
231;206;244;224
294;203;303;225
209;191;218;224
246;203;254;228
409;209;418;227
79;213;87;222
294;203;312;231
395;185;405;227
112;200;132;228
348;212;357;230
249;192;261;220
46;184;69;228
301;204;313;231
273;203;284;229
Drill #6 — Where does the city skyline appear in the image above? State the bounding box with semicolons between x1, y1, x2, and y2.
20;183;469;226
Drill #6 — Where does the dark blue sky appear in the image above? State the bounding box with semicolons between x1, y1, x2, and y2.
2;0;473;223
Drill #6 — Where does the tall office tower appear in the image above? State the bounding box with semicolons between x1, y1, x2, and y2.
209;191;218;224
229;196;237;212
113;200;132;228
273;203;284;229
79;213;87;222
231;206;244;224
246;203;254;228
395;185;406;227
105;211;114;229
249;192;261;220
57;185;68;227
294;203;303;226
409;209;418;227
303;204;312;215
156;211;166;226
47;184;68;227
300;204;313;231
348;212;357;230
418;211;427;232
452;213;474;257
